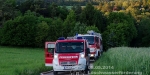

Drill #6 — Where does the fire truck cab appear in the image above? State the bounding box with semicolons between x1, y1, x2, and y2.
76;30;103;60
45;37;90;75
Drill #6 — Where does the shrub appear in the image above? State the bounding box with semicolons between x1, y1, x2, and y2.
135;18;150;47
1;11;37;47
103;12;137;50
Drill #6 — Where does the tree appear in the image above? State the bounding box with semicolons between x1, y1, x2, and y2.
35;21;49;47
85;25;100;33
93;10;106;32
0;0;18;26
80;3;95;26
101;3;112;12
49;3;58;18
58;6;69;20
142;0;147;7
18;0;33;13
1;10;37;47
135;18;150;47
80;3;105;32
63;10;76;37
49;18;64;41
69;22;87;36
71;4;82;21
103;12;137;50
122;1;129;9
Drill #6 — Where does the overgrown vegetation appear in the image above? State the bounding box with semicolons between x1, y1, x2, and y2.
103;12;137;50
92;47;150;75
0;46;52;75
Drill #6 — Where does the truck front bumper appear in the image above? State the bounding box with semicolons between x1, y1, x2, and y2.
53;58;86;71
53;64;86;71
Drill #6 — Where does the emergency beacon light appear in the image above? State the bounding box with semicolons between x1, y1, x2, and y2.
77;37;83;39
58;37;65;40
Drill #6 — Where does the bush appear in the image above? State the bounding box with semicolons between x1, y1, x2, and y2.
103;12;137;50
135;18;150;47
35;21;49;47
1;11;37;47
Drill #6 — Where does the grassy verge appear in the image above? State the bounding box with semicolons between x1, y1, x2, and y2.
92;47;150;75
0;46;52;75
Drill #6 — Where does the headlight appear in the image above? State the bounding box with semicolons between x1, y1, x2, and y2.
81;54;84;58
80;52;85;58
54;54;58;58
90;54;94;57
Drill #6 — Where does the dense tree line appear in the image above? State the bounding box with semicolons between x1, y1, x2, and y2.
0;0;150;50
96;0;150;22
16;0;107;6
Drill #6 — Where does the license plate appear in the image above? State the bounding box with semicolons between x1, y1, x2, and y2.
64;66;72;70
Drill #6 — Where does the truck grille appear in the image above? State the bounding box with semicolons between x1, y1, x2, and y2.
60;61;76;66
61;65;75;66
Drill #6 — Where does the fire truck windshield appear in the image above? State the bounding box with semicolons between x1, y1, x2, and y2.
80;36;94;45
55;42;84;53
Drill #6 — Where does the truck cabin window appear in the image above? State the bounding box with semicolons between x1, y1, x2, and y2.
56;42;84;53
79;36;94;45
47;44;55;53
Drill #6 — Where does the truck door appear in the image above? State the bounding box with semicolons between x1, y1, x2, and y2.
95;37;100;48
45;42;55;66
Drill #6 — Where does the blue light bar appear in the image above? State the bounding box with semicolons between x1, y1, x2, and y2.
58;37;65;40
77;37;83;39
76;33;78;36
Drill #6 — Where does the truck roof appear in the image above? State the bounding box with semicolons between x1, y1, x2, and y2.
77;35;95;36
77;34;102;40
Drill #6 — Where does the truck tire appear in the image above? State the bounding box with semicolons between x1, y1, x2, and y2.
84;65;89;74
53;71;58;75
98;50;102;57
85;61;90;74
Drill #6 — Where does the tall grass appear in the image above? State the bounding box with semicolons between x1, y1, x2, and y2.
92;47;150;75
0;46;52;75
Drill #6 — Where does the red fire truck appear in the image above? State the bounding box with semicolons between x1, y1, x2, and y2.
45;37;90;75
76;30;103;60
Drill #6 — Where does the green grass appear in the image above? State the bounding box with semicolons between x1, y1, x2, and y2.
92;47;150;75
0;46;52;75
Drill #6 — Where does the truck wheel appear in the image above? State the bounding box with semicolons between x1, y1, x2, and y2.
53;71;58;75
98;51;101;57
95;56;99;60
84;65;89;74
